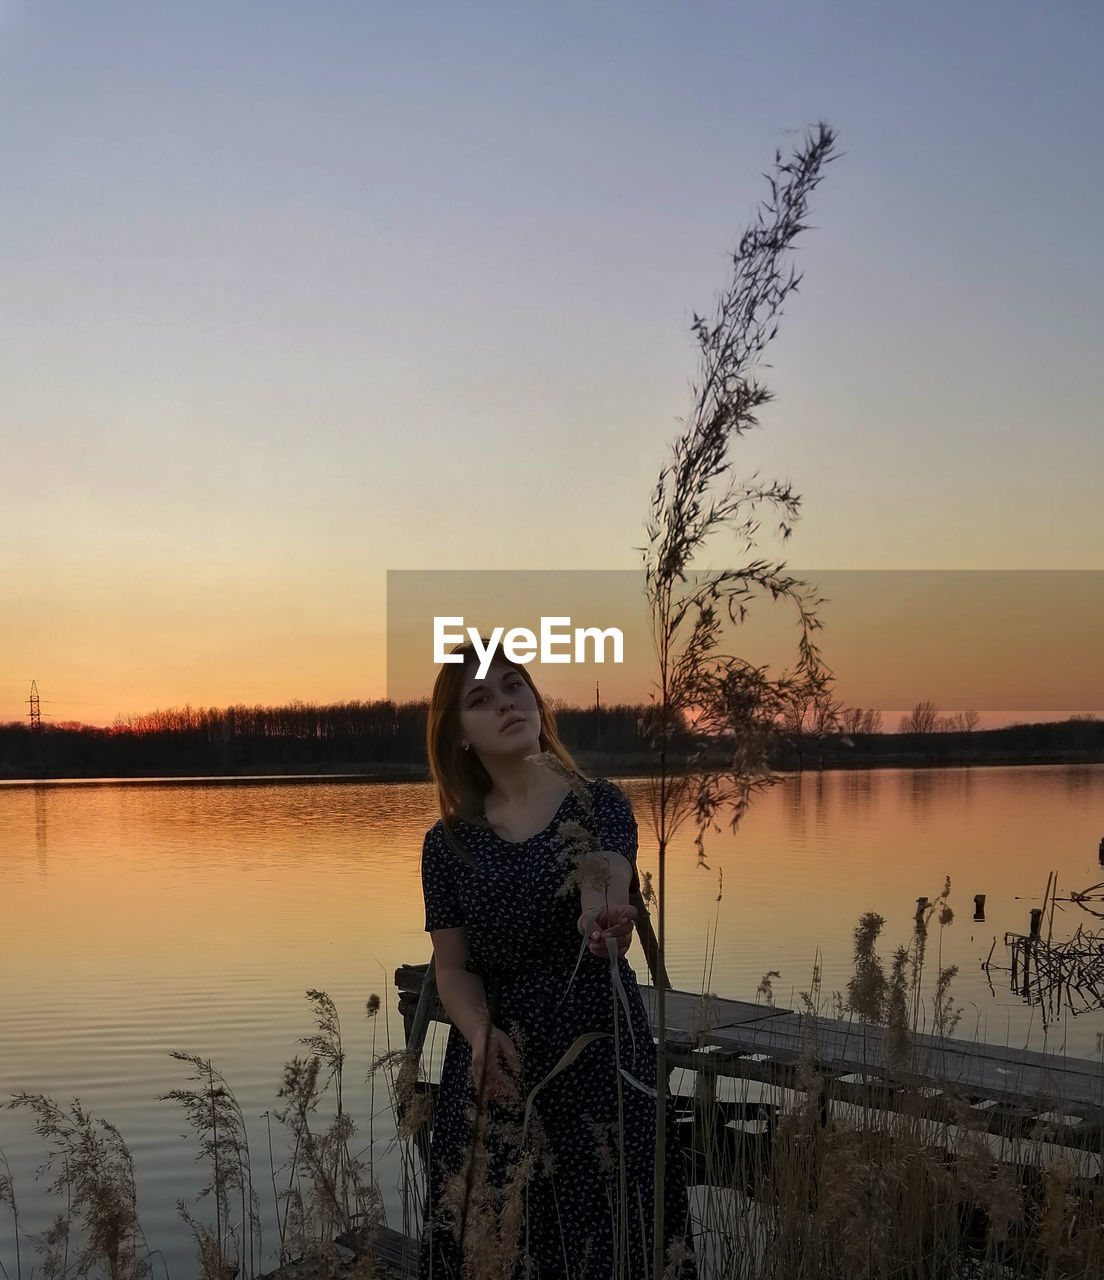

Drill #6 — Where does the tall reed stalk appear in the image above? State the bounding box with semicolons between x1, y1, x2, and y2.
0;1145;22;1280
640;121;839;1274
274;991;377;1266
162;1053;259;1280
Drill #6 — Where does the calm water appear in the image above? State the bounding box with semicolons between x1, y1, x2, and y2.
2;766;1103;1274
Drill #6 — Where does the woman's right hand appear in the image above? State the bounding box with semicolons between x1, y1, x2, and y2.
579;903;637;958
468;1024;522;1105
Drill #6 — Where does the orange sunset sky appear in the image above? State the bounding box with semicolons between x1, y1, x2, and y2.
2;3;1102;729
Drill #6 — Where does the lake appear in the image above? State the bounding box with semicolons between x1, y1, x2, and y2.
2;766;1103;1275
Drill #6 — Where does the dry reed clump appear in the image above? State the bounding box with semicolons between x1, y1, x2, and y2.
662;1239;695;1280
752;1089;1032;1278
756;970;781;1008
664;896;1104;1280
1033;1157;1103;1280
162;1052;260;1280
273;993;381;1268
437;1095;543;1280
2;1094;151;1280
814;1134;900;1275
847;912;888;1024
166;990;386;1279
840;885;963;1079
298;992;347;1117
377;1046;430;1143
884;944;912;1073
6;981;408;1279
950;1120;1025;1253
813;1125;974;1278
276;1059;347;1257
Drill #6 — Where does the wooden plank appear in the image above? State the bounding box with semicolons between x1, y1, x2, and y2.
257;1226;421;1280
399;965;1102;1112
638;985;792;1035
349;1225;420;1277
638;991;1104;1117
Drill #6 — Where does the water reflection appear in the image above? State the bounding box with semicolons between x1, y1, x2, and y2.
2;765;1104;1273
34;784;49;871
2;767;1103;1066
781;772;807;842
839;769;874;818
1064;764;1102;796
809;771;830;836
901;766;938;819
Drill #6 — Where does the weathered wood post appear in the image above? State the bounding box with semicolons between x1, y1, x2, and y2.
1020;908;1044;1000
692;1045;719;1177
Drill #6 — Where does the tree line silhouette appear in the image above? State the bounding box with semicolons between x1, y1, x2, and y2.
0;696;1100;779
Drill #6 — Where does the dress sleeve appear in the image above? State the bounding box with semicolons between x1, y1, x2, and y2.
589;779;641;897
421;822;466;932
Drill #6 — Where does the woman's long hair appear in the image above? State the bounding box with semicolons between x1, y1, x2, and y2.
426;641;581;826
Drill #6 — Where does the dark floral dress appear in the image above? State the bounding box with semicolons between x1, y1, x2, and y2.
418;776;696;1279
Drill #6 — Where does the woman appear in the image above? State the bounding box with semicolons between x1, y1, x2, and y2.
418;640;696;1278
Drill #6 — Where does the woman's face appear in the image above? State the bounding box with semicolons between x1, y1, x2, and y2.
457;658;542;760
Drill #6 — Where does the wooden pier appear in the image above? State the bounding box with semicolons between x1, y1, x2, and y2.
260;964;1103;1278
396;965;1103;1139
637;983;1104;1149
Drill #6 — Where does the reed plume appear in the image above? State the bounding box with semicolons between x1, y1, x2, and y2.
640;121;839;1273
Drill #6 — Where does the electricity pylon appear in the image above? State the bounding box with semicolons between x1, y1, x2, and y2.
27;680;49;731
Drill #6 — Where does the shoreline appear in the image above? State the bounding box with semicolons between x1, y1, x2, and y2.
3;751;1103;787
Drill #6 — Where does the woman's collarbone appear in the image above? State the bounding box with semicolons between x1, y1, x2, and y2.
484;782;572;843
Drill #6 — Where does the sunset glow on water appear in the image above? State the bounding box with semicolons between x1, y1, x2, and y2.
3;767;1103;1271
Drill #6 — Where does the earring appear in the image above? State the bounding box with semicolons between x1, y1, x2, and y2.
462;742;471;752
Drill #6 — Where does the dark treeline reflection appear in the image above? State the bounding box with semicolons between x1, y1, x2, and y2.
0;701;1101;779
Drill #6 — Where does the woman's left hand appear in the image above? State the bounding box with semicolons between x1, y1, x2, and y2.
579;904;637;958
